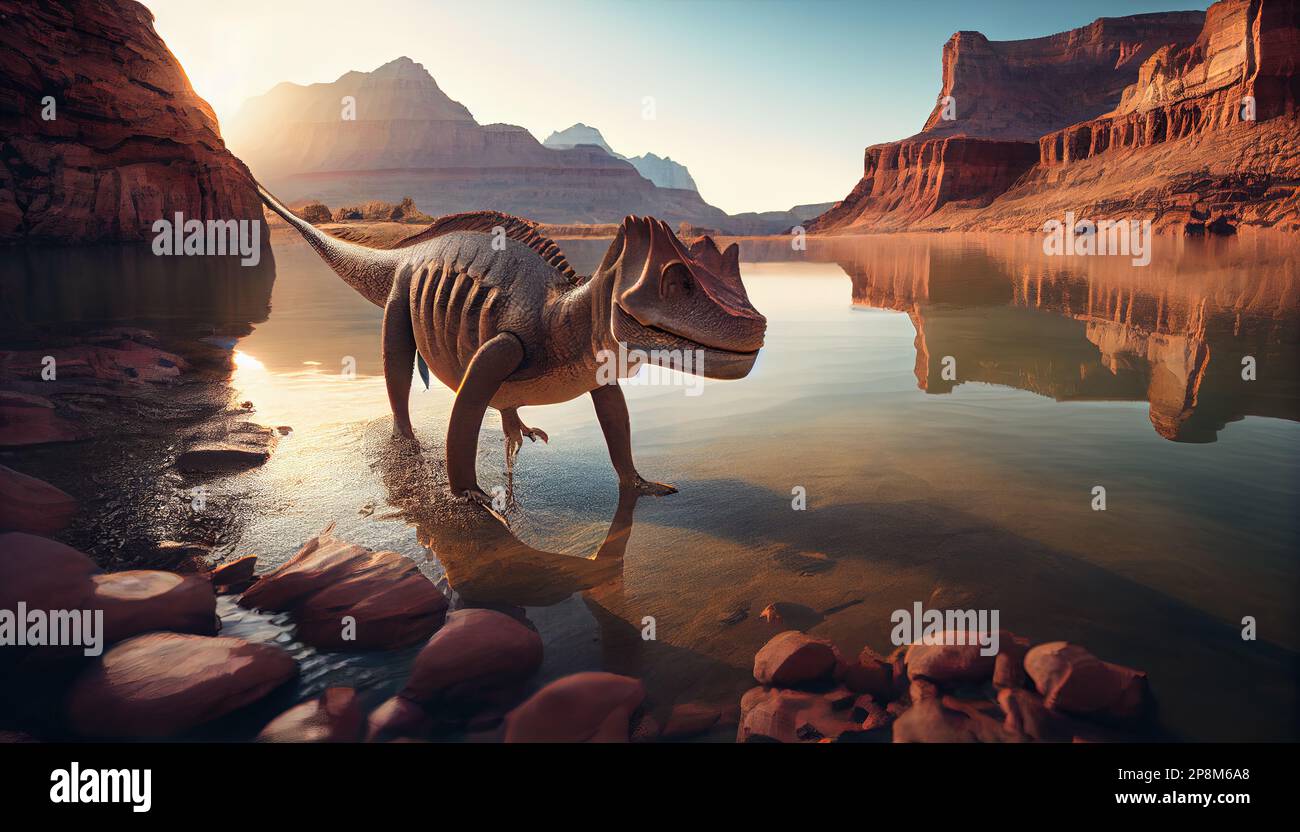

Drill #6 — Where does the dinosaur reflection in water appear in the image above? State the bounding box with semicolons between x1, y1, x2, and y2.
368;424;738;706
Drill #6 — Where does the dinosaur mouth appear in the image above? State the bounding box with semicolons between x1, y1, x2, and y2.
612;306;760;380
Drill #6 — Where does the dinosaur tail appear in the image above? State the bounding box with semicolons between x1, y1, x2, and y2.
256;182;401;307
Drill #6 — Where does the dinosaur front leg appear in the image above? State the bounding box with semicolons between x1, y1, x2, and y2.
590;384;677;496
447;332;525;503
382;285;417;442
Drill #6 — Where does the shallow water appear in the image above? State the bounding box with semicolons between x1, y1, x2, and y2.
11;231;1300;740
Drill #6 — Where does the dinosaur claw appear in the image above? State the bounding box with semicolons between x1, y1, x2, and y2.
623;476;677;497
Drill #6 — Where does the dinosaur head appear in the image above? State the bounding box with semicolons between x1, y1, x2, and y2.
596;217;766;380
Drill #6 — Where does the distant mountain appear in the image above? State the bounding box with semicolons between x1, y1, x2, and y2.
543;123;698;192
226;59;740;228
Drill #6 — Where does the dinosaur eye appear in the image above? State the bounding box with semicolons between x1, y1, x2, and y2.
660;262;693;299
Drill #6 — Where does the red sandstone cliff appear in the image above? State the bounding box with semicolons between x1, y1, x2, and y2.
809;1;1300;235
0;0;262;243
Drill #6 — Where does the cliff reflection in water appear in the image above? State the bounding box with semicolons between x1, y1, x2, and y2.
741;234;1299;443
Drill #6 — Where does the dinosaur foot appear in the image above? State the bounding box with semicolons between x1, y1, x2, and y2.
457;487;509;524
622;475;678;497
391;425;420;449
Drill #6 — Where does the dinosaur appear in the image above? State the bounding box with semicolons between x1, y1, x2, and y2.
257;185;766;505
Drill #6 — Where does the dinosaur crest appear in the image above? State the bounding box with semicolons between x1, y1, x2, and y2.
393;210;580;284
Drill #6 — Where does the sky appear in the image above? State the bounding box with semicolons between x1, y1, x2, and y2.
144;0;1211;215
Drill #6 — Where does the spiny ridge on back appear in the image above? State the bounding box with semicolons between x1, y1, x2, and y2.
394;210;579;284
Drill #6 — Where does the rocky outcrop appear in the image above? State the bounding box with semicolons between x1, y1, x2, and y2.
807;137;1039;232
920;13;1206;141
810;2;1300;234
0;0;262;243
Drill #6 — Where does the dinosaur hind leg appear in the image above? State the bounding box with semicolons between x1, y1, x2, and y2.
447;332;525;501
590;384;677;496
382;286;417;442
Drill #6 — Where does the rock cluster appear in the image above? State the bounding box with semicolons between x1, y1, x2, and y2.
239;526;448;650
738;629;1153;743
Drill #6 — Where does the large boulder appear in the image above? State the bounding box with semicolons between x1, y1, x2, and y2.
65;633;297;737
400;609;542;710
904;631;998;685
1024;642;1151;722
503;672;645;743
240;527;447;649
752;631;840;687
258;687;362;743
91;570;217;641
0;465;77;535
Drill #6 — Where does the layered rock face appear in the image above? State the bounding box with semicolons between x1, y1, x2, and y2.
810;2;1300;234
808;138;1040;231
920;13;1207;142
227;59;729;227
0;0;262;243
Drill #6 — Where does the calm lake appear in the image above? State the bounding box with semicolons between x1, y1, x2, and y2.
9;230;1299;741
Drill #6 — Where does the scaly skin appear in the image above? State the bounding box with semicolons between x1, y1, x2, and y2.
259;185;767;503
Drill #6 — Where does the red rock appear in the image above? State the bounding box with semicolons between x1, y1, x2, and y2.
177;441;272;474
752;631;840;687
997;687;1057;741
400;609;542;709
0;465;76;535
0;392;78;447
1024;642;1152;722
258;687;362;743
91;570;217;641
240;527;447;649
904;631;997;685
737;686;860;743
503;672;645;743
662;703;722;739
842;648;894;699
0;532;98;614
366;696;434;742
65;633;297;737
993;632;1032;688
758;603;783;625
210;555;258;590
0;0;262;243
909;678;940;703
853;695;894;732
